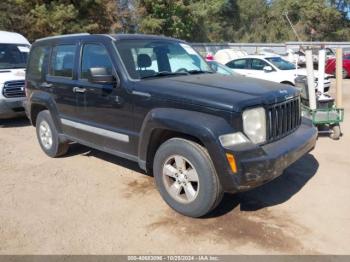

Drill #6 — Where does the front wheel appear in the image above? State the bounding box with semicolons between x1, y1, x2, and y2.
330;125;341;140
153;138;223;217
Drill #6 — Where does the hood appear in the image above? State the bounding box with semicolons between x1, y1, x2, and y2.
136;74;299;112
0;69;26;85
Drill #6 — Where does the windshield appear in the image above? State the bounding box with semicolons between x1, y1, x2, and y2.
115;39;212;79
266;57;296;70
0;44;29;70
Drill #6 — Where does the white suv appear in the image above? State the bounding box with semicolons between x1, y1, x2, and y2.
0;31;30;119
225;55;331;92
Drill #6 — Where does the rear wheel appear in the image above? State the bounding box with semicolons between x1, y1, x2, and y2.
153;138;223;217
36;110;69;157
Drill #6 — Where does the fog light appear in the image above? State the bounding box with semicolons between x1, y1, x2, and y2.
226;153;237;173
219;132;249;147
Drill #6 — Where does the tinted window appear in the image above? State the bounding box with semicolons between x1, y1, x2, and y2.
251;59;269;70
50;45;75;77
0;44;29;69
81;44;113;79
226;59;248;69
27;46;49;79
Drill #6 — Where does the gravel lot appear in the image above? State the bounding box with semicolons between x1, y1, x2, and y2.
0;79;349;255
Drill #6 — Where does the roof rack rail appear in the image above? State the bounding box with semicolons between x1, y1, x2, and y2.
36;33;90;42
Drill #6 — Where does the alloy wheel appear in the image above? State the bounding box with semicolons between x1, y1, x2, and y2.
162;155;200;203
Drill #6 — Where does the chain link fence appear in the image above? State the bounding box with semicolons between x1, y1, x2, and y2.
191;42;350;56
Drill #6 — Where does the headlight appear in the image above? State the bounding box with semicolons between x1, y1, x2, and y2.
242;107;266;144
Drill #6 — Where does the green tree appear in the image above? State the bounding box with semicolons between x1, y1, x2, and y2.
268;0;350;41
137;0;195;40
189;0;239;42
1;0;350;43
0;0;121;42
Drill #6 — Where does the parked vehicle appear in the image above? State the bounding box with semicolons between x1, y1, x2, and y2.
260;47;335;68
205;52;214;61
214;49;248;65
325;53;350;79
25;34;317;217
0;31;30;119
325;47;336;60
257;48;306;66
207;61;237;75
226;55;331;92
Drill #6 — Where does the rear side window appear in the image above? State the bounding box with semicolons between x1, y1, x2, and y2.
27;46;49;80
50;45;76;78
226;59;248;69
80;44;113;79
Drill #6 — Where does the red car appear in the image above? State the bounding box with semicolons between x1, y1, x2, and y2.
325;54;350;78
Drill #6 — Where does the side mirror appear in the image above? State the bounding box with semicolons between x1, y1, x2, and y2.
263;66;273;72
88;67;115;84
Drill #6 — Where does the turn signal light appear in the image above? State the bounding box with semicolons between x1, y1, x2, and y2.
226;153;237;173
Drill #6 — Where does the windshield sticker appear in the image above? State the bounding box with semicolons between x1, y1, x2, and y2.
180;43;197;55
17;46;30;53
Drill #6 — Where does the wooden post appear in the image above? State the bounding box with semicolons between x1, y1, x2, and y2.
336;48;343;108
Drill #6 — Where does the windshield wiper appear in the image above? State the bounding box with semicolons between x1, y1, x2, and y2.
141;71;188;79
187;70;214;75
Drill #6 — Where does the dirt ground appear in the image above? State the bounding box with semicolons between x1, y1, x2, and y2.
0;79;349;255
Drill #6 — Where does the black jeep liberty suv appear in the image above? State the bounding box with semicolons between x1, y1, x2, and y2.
25;34;317;217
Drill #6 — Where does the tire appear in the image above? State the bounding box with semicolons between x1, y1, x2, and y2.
153;138;223;218
36;110;69;157
330;125;341;140
343;68;348;79
281;81;295;86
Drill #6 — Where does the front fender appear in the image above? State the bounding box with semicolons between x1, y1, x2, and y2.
138;108;240;190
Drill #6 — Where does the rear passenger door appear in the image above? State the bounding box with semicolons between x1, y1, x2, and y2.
46;43;80;136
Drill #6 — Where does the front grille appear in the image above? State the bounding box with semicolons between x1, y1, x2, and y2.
2;80;25;98
267;97;301;142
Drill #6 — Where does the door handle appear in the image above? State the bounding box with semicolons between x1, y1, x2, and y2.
132;91;151;98
73;87;86;93
40;82;53;88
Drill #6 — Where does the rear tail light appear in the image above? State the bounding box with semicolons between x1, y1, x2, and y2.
205;53;214;61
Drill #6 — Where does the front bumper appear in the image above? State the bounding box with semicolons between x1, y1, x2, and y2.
0;98;26;119
221;118;317;192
